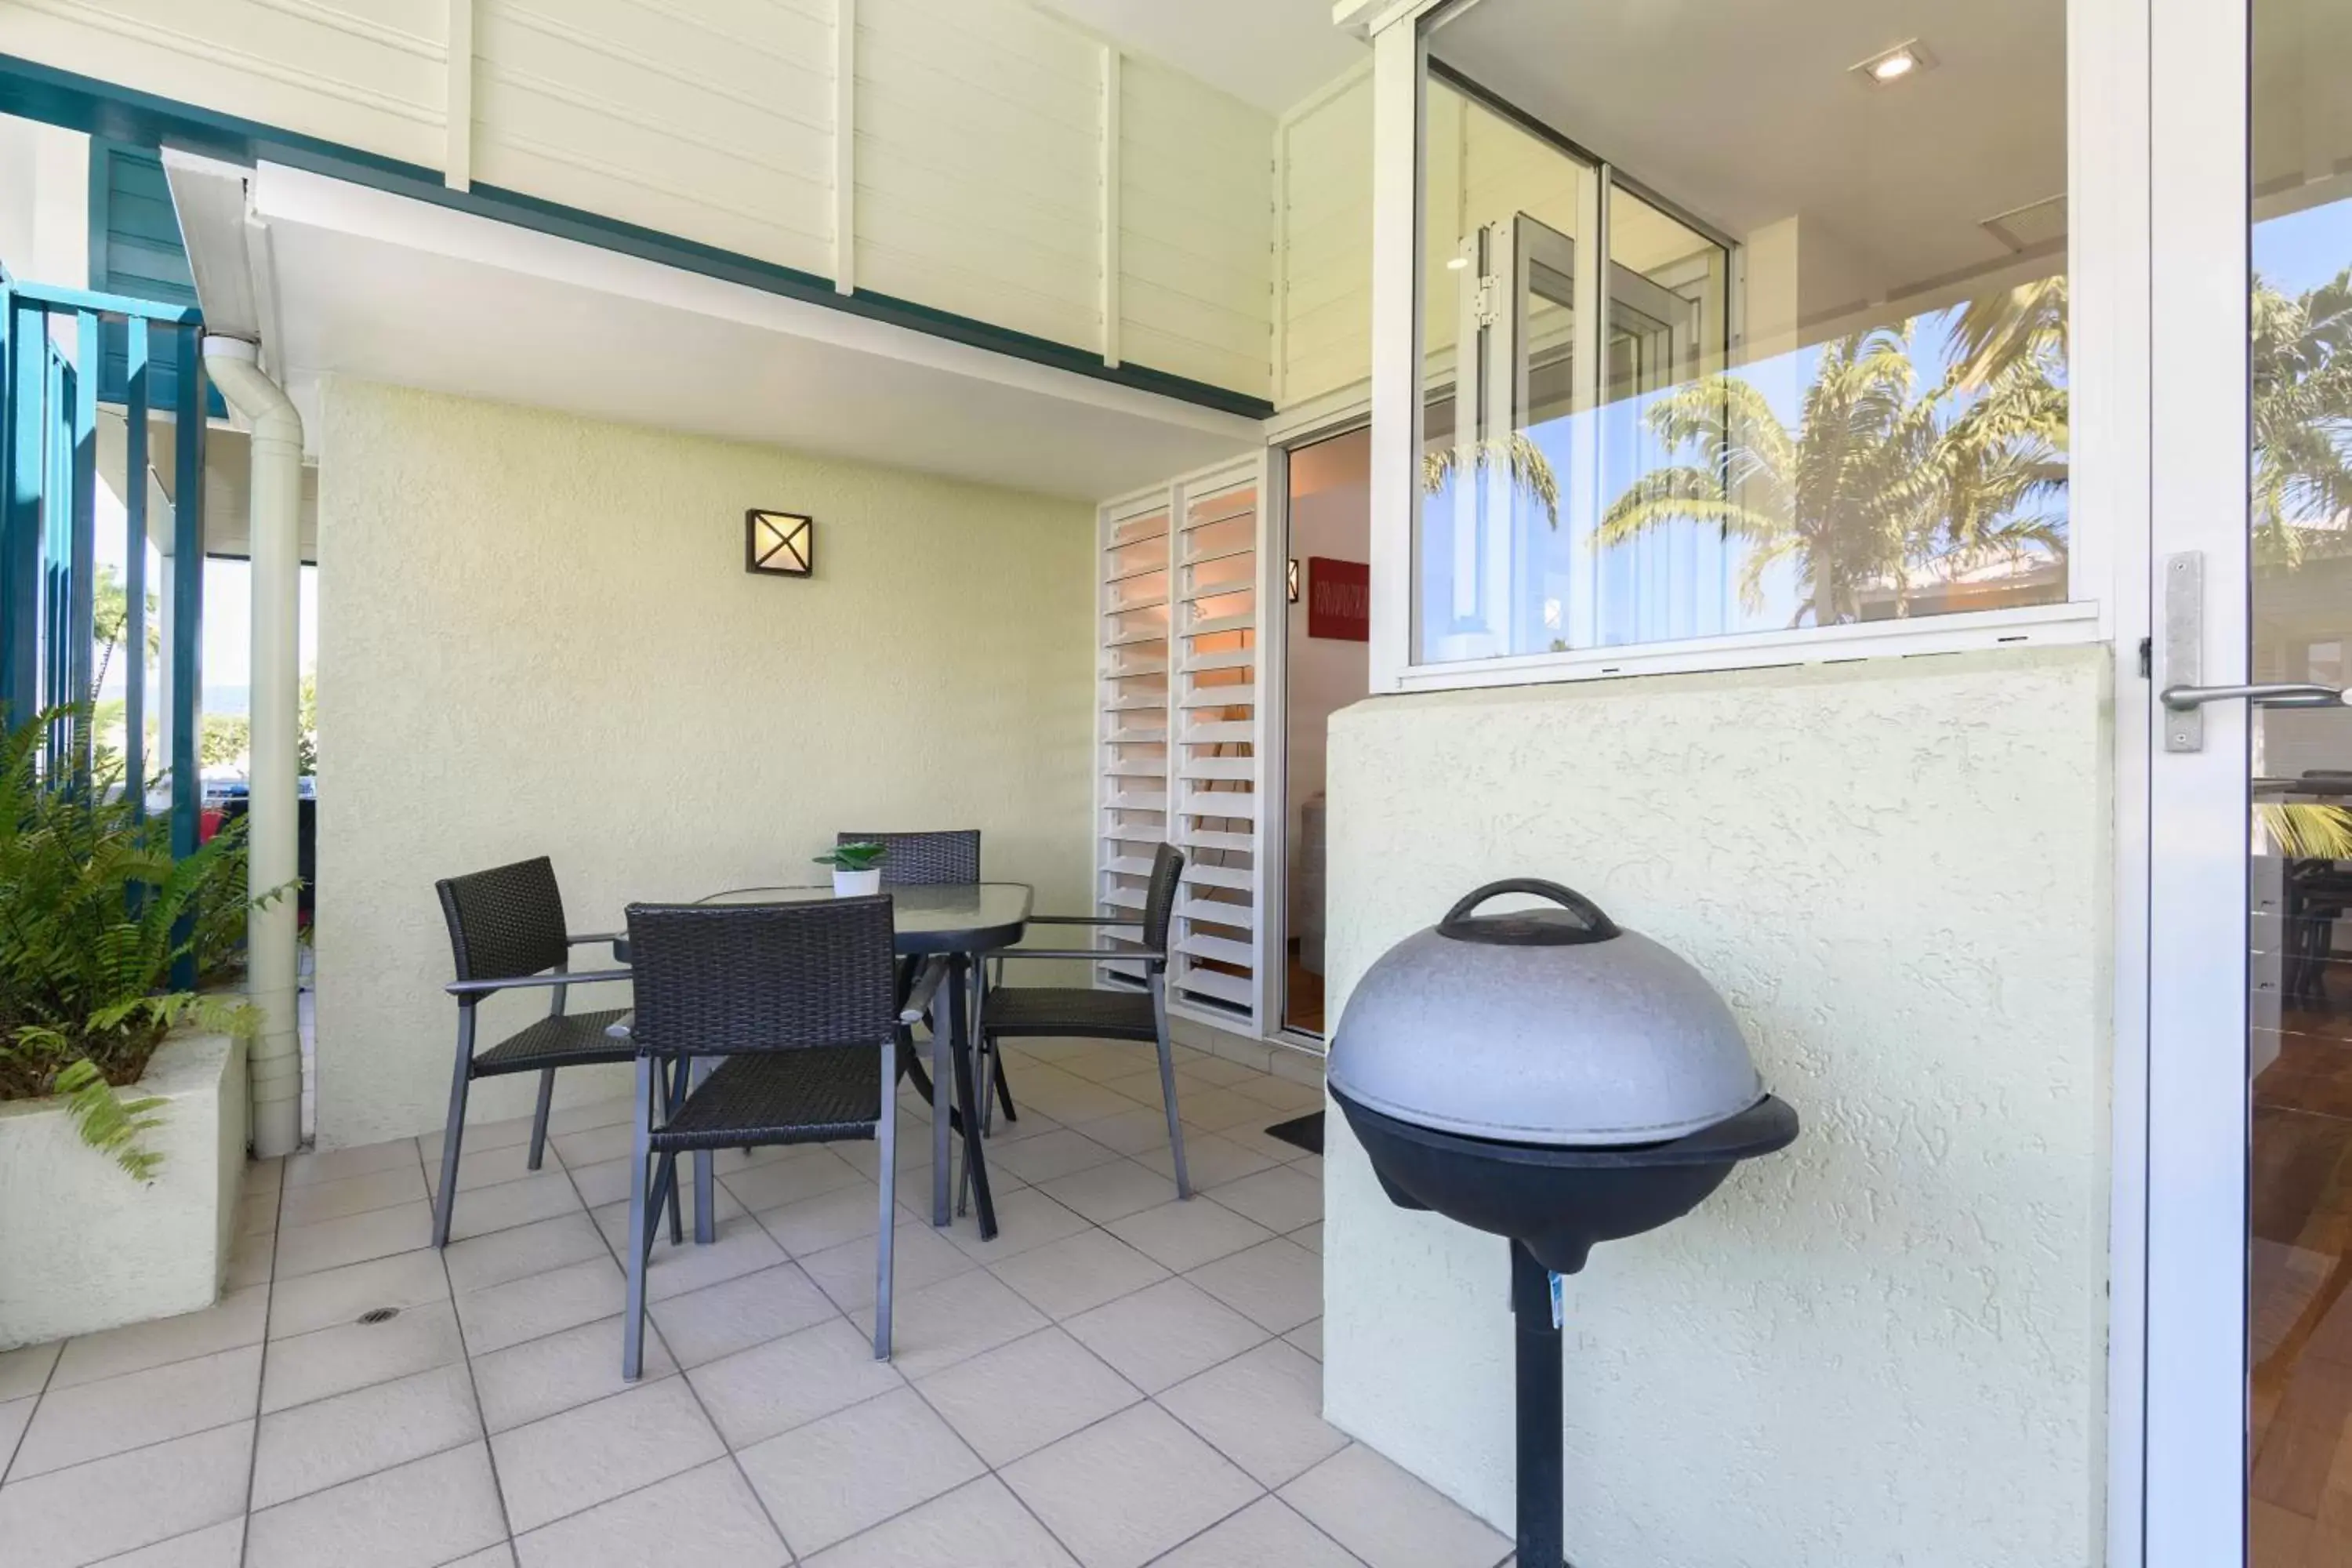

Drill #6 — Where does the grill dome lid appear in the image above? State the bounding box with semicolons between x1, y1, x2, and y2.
1330;880;1762;1147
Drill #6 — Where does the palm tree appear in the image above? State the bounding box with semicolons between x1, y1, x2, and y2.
1595;313;2067;626
2251;267;2352;568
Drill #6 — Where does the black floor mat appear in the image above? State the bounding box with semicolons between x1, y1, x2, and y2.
1263;1111;1324;1156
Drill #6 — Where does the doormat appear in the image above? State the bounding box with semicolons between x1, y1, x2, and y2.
1264;1111;1324;1156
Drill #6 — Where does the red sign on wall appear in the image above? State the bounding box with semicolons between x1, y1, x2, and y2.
1307;557;1370;641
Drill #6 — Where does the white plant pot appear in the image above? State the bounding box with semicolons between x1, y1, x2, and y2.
833;868;883;897
0;1029;247;1350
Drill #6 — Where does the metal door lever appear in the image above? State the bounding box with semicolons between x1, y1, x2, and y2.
2159;682;2349;710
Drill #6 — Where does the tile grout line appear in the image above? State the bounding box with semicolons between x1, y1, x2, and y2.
234;1154;289;1568
567;1123;807;1565
420;1133;521;1565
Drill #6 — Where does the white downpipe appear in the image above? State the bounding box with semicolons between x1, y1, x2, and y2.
201;336;303;1160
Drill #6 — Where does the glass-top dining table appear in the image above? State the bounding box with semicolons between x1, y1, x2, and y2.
641;882;1033;1243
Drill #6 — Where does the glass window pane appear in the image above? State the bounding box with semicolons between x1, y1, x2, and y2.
1418;0;2071;665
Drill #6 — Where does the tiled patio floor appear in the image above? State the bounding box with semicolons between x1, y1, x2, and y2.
0;1037;1512;1567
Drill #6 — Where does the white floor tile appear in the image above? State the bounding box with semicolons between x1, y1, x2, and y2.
737;1386;983;1558
800;1476;1077;1568
985;1129;1122;1185
1148;1495;1363;1568
472;1313;676;1433
1138;1133;1281;1190
268;1250;452;1341
244;1440;506;1568
1036;1159;1182;1225
1061;1106;1176;1158
848;1268;1047;1381
95;1515;249;1566
687;1317;904;1450
1062;1279;1269;1394
250;1362;480;1508
647;1263;837;1368
938;1186;1092;1261
632;1216;789;1301
0;1421;252;1567
1285;1318;1323;1361
284;1140;418;1189
723;1148;869;1212
1200;1167;1322;1235
490;1376;725;1534
512;1457;786;1568
1158;1340;1346;1487
278;1163;428;1229
11;1344;261;1479
455;1257;625;1356
49;1286;268;1390
443;1212;608;1296
915;1327;1138;1466
989;1229;1168;1320
1184;1240;1322;1334
543;1097;633;1138
444;1172;586;1243
274;1202;434;1280
426;1138;564;1197
1106;1199;1275;1273
421;1112;537;1166
1000;1402;1259;1568
800;1222;972;1314
750;1181;891;1258
1279;1446;1512;1568
0;1340;60;1403
261;1301;466;1414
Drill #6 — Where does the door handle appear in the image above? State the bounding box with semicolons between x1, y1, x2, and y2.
2159;682;2349;711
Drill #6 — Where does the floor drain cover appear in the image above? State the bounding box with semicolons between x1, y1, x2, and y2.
357;1307;401;1325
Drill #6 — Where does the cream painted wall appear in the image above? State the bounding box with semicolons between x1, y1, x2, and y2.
1323;647;2113;1566
314;380;1095;1149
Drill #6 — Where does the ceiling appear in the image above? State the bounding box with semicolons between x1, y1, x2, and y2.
1036;0;1365;115
227;165;1257;504
1433;0;2068;305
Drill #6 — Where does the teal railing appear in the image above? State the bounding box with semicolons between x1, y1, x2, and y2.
0;267;207;877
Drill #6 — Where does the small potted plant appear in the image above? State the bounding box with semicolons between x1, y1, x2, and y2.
814;840;887;897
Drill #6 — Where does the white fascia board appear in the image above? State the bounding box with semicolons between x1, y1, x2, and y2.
245;162;1261;445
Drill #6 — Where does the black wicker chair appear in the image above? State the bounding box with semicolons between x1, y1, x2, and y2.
615;896;939;1376
433;856;637;1249
982;842;1191;1200
837;829;1019;1129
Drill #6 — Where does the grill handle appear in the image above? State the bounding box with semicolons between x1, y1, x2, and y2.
1438;880;1621;944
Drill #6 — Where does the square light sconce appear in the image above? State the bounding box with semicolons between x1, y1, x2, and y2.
1287;557;1301;603
746;510;814;577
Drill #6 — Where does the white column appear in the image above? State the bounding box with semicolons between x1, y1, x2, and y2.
201;337;304;1159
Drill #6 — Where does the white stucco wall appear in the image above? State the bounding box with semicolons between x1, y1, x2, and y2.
315;380;1095;1149
1323;646;2114;1567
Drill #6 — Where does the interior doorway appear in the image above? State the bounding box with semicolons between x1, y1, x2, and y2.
1279;424;1372;1039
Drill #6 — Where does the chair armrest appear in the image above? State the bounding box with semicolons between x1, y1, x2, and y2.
446;967;631;997
606;1011;634;1041
568;931;626;953
1026;915;1144;927
900;955;951;1025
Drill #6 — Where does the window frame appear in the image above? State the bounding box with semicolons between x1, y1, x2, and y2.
1367;0;2110;698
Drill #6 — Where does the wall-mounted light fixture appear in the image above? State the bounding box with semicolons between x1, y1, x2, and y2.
1287;557;1301;603
746;510;814;577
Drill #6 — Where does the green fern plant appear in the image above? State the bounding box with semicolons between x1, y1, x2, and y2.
1;707;270;1179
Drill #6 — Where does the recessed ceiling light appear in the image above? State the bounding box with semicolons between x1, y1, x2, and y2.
1853;39;1936;86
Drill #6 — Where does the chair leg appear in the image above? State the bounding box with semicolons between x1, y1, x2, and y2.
991;1042;1018;1124
974;972;995;1137
873;1043;898;1360
690;1058;717;1246
622;1056;653;1381
657;1058;684;1244
526;1069;556;1171
431;1008;476;1248
1149;977;1191;1200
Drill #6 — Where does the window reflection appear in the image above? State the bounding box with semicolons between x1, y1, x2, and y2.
1417;0;2071;665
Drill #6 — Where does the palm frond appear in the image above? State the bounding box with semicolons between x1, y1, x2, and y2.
1421;435;1562;529
2259;803;2352;862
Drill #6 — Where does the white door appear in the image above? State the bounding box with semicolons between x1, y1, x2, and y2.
2144;0;2352;1559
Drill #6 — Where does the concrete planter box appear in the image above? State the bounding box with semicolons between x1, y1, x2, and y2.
0;1032;249;1351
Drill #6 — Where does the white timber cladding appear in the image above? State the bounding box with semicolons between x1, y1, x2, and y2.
854;0;1105;349
1116;54;1276;401
1094;456;1270;1034
0;0;448;169
471;0;837;279
0;0;1289;402
1276;66;1374;405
